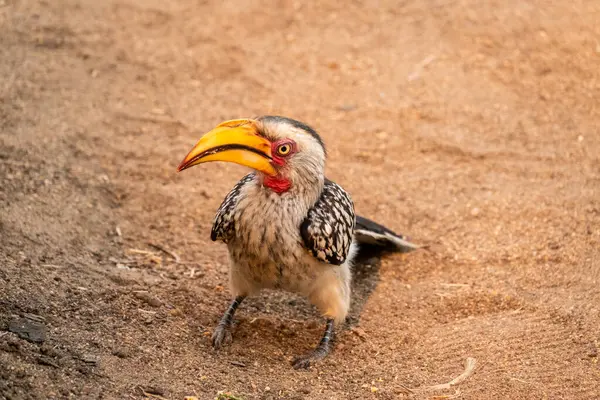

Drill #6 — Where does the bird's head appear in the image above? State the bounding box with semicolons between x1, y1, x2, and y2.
177;116;326;194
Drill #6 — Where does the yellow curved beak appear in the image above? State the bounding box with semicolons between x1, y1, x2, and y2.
177;119;276;176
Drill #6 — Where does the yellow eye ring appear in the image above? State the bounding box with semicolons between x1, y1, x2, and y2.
277;144;291;156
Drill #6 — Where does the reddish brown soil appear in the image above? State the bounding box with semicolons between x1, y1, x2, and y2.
1;0;599;399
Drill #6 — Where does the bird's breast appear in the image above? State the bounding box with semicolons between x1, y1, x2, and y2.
227;186;320;293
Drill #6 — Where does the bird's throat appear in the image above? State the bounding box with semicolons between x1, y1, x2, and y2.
263;175;291;194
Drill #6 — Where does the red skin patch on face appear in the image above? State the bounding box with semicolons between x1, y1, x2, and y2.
263;139;296;194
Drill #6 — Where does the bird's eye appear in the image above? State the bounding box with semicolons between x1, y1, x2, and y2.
277;144;291;156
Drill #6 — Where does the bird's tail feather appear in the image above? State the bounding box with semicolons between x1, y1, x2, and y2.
354;215;419;254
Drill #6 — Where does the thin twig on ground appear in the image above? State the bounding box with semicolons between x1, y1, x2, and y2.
509;377;532;384
148;242;181;263
142;392;168;400
408;54;437;81
397;383;414;394
425;357;477;391
41;264;64;268
440;283;470;288
127;248;157;256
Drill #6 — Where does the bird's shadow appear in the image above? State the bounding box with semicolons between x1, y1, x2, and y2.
344;244;391;328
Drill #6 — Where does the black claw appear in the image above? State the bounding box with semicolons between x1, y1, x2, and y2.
292;350;327;369
292;356;313;370
212;324;233;349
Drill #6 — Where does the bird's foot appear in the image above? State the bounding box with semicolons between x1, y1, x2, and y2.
292;318;335;369
212;296;245;350
211;322;233;349
292;346;330;369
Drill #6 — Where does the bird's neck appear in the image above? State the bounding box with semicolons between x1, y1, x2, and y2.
257;172;324;208
263;175;292;194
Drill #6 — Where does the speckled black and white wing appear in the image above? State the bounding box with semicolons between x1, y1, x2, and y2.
211;173;255;242
300;179;356;265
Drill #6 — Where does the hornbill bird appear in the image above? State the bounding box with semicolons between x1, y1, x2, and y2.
177;116;418;369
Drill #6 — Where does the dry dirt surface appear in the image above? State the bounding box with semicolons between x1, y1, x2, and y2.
1;0;600;399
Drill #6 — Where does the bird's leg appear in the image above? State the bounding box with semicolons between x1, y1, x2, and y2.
292;318;335;369
212;295;245;349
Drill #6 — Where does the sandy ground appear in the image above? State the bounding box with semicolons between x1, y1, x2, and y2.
1;0;599;399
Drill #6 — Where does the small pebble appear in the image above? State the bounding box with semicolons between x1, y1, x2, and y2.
169;308;183;317
112;348;130;359
299;386;311;394
587;343;598;358
351;327;368;340
134;291;162;307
